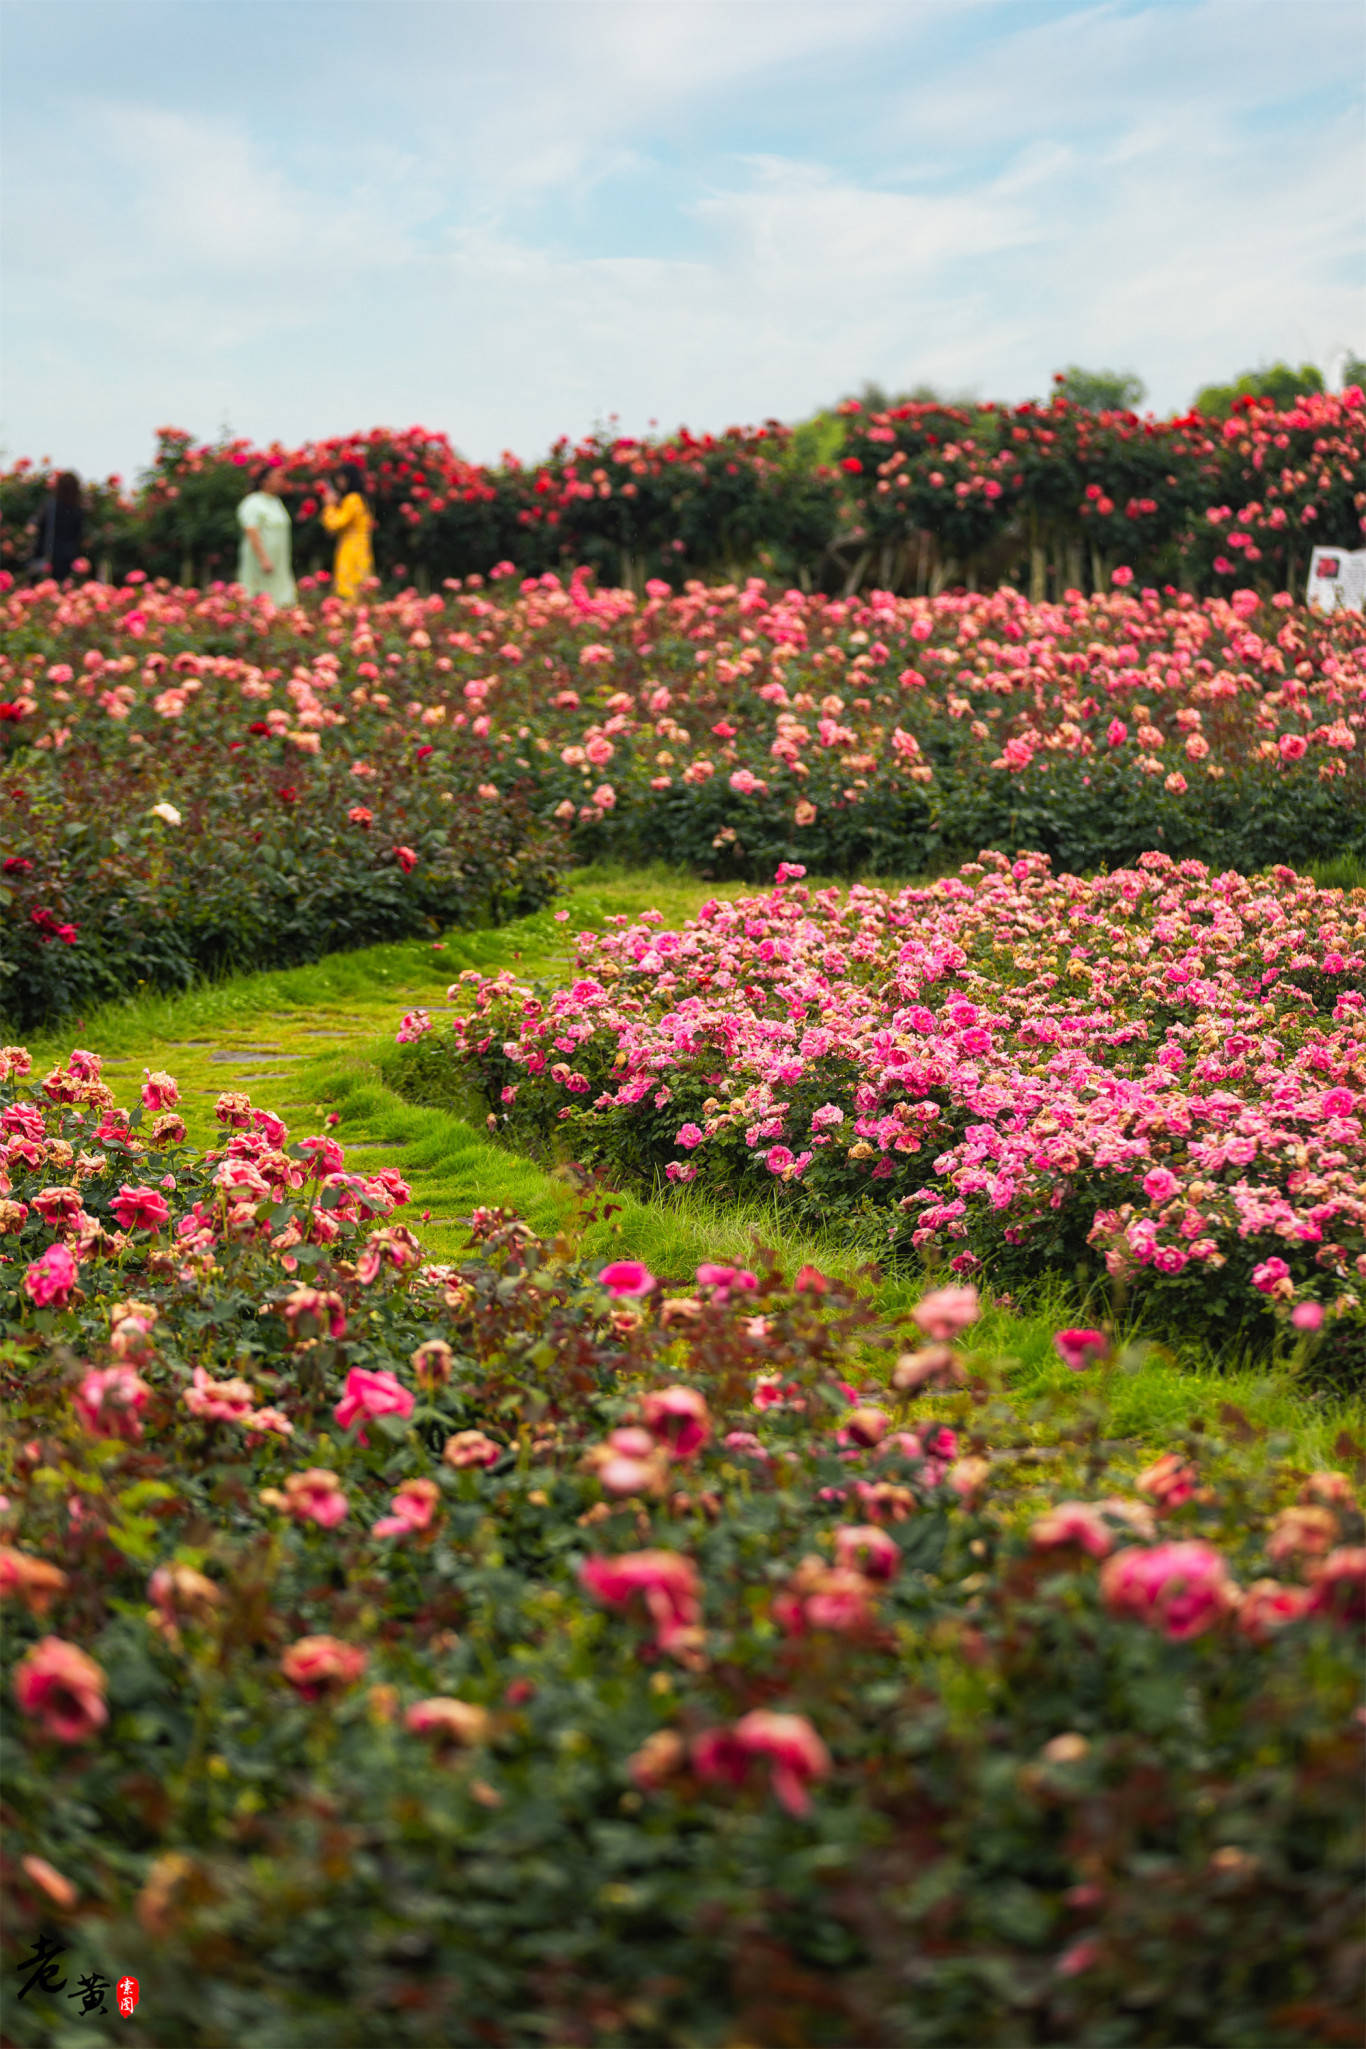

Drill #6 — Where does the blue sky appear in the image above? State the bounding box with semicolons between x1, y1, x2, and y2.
3;0;1363;479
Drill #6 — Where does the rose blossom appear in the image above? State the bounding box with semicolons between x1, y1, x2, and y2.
1099;1540;1236;1640
182;1366;256;1424
732;1709;831;1817
283;1469;350;1529
1053;1327;1110;1372
597;1259;656;1297
280;1635;367;1699
641;1385;712;1459
23;1242;78;1309
834;1524;901;1579
333;1366;414;1443
911;1284;981;1341
405;1696;490;1747
373;1477;440;1538
443;1429;503;1469
14;1635;108;1742
579;1549;702;1654
1030;1501;1114;1558
73;1365;151;1442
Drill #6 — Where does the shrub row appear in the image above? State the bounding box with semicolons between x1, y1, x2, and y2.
3;385;1363;598
1;1047;1362;2044
3;574;1363;1027
395;852;1366;1372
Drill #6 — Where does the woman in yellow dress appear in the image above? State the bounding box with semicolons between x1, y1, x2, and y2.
319;463;374;599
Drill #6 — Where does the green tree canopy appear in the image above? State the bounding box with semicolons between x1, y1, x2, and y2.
1053;365;1147;412
1192;361;1325;417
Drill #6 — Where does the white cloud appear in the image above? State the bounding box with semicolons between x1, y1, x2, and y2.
1;0;1362;476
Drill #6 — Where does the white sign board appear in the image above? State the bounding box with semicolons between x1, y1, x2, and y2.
1306;545;1366;614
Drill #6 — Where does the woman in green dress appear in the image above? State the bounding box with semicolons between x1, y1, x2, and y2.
236;464;297;606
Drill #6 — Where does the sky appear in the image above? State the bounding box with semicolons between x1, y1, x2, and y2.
3;0;1364;481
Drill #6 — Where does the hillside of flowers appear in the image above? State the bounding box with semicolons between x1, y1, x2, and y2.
3;383;1363;597
395;853;1366;1377
4;570;1363;1028
1;1046;1362;2046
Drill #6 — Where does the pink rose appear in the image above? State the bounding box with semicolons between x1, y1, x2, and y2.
1030;1501;1113;1558
1100;1540;1235;1640
834;1524;900;1579
373;1477;440;1538
23;1242;78;1309
641;1386;712;1459
597;1259;655;1297
911;1283;980;1341
283;1469;350;1529
110;1183;170;1233
1141;1167;1180;1203
334;1367;414;1444
1053;1327;1109;1372
73;1366;150;1442
182;1366;256;1424
141;1068;180;1111
443;1430;503;1470
14;1635;108;1742
579;1548;702;1654
732;1709;831;1817
280;1635;367;1700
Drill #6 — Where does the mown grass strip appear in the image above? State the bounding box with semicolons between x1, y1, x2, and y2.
25;864;1363;1467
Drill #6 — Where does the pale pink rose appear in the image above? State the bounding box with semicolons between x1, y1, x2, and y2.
1099;1540;1236;1640
912;1283;980;1341
283;1469;349;1529
280;1635;367;1699
14;1635;108;1742
405;1696;490;1746
281;1286;347;1340
182;1366;256;1424
148;1562;221;1626
73;1365;151;1442
1266;1505;1338;1568
695;1263;757;1297
627;1727;686;1790
1238;1579;1312;1640
1030;1501;1113;1559
21;1855;78;1909
838;1406;889;1449
442;1430;503;1470
141;1069;180;1111
373;1477;440;1538
1135;1452;1200;1509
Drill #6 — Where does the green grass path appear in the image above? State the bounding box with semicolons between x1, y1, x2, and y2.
26;864;1361;1467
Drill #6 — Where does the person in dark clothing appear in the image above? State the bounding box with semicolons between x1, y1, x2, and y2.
29;472;85;580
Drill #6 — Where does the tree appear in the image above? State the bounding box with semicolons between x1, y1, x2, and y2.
1053;366;1147;412
1192;361;1325;418
1341;351;1366;392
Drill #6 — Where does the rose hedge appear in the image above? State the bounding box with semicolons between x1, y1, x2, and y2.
4;573;1364;1027
3;387;1363;597
1;1046;1362;2045
396;852;1366;1373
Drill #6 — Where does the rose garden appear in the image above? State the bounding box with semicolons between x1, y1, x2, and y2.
1;389;1364;2047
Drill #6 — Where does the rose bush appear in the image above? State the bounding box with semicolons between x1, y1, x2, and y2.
4;569;1363;1025
400;852;1366;1370
4;386;1362;597
1;1045;1361;2045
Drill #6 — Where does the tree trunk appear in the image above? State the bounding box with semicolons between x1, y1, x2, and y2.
1030;542;1047;605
